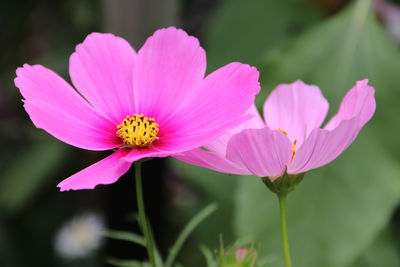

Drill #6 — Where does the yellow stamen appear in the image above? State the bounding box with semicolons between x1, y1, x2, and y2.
278;128;288;135
277;128;297;159
116;114;159;147
292;138;298;159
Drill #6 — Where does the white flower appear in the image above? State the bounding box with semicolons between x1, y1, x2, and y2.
373;0;400;44
54;212;105;260
385;12;400;44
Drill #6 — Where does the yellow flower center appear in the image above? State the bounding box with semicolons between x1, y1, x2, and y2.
116;114;159;147
278;128;298;159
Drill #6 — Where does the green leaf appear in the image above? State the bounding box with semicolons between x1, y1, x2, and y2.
235;131;400;267
260;0;400;156
146;218;164;267
234;1;400;266
351;226;400;267
205;0;321;70
0;140;66;216
172;0;322;263
165;203;218;267
103;230;146;247
170;159;238;243
177;1;400;266
123;209;164;266
199;245;218;267
0;221;18;266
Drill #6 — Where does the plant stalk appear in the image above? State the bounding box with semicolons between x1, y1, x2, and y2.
278;193;292;267
135;161;157;267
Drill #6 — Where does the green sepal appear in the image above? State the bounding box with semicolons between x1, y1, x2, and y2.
262;172;305;194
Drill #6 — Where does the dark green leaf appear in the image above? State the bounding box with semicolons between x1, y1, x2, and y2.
0;140;65;216
206;0;321;70
351;226;400;267
235;131;400;267
235;2;400;266
103;230;146;246
165;203;218;267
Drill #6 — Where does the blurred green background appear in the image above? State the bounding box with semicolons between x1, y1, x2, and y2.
0;0;399;266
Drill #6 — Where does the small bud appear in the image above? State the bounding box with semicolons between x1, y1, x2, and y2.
235;248;250;260
219;247;258;267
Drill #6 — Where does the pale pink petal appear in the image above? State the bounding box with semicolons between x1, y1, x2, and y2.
263;80;329;145
70;33;136;123
205;104;265;155
226;127;292;178
158;62;260;153
325;79;376;130
15;64;119;150
173;148;250;175
238;104;266;130
58;149;132;191
290;80;376;174
133;27;206;121
288;118;360;174
150;115;252;159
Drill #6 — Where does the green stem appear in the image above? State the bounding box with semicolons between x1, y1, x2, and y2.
278;193;292;267
135;161;157;267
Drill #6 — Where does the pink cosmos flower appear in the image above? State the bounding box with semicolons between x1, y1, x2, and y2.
175;80;375;180
15;27;260;191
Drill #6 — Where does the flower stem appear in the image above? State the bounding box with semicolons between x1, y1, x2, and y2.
278;193;292;267
135;161;157;267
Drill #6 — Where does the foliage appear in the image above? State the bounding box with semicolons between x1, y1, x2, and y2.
106;203;217;267
176;0;400;266
1;0;400;266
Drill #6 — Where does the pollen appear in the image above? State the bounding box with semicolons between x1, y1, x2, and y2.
278;128;288;135
116;114;159;147
277;128;297;159
291;138;298;159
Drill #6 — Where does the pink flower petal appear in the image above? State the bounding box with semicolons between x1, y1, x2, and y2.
226;127;293;178
205;104;265;155
288;118;360;174
174;104;264;174
173;148;250;175
133;27;206;121
24;100;120;150
58;149;132;191
160;62;260;153
239;104;266;130
124;146;171;162
15;64;119;150
263;80;329;145
325;79;376;130
70;33;136;123
289;81;375;174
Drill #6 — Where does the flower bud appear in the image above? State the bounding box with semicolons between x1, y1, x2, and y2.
218;247;257;267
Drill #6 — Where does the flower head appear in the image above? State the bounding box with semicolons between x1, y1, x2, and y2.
175;80;375;182
54;213;105;260
15;27;260;191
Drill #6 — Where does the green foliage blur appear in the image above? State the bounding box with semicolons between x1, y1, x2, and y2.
174;0;400;266
0;0;399;267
